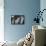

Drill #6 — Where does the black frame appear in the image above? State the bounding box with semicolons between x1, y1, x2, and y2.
11;15;25;25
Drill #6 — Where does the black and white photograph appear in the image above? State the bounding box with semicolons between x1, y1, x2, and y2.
11;15;25;25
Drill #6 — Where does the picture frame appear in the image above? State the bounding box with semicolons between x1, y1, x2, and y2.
11;15;25;25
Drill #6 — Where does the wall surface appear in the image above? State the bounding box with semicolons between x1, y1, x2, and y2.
40;0;46;45
0;0;4;42
4;0;40;42
40;0;46;27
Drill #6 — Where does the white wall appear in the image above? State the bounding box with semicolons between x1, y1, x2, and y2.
0;0;4;42
40;0;46;45
40;0;46;27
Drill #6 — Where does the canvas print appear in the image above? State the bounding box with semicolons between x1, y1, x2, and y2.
11;15;25;25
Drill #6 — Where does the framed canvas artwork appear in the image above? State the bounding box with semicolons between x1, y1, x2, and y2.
11;15;25;25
